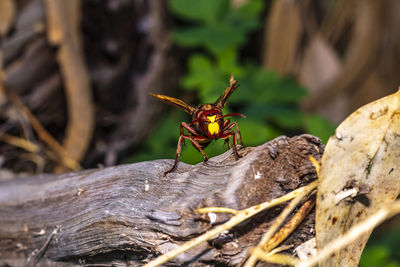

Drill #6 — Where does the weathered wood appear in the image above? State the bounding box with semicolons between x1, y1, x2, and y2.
0;135;323;266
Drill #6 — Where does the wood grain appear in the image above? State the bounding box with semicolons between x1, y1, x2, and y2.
0;135;323;266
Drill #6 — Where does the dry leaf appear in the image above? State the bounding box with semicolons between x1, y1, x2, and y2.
316;90;400;266
0;0;15;37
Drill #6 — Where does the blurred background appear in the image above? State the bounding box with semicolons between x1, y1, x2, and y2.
0;0;399;265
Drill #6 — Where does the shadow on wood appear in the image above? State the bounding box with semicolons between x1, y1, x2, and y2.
0;135;323;266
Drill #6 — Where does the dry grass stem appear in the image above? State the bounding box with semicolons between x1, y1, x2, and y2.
263;198;315;252
308;155;320;177
143;181;317;267
297;200;400;267
195;207;238;215
256;251;300;266
243;181;317;267
0;132;39;153
7;92;80;170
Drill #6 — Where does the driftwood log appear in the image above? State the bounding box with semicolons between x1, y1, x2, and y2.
0;135;323;266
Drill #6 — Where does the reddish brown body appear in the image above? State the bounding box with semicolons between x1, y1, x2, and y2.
192;104;224;142
150;75;245;175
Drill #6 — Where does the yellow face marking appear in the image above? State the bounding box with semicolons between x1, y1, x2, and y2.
208;115;216;123
207;115;219;135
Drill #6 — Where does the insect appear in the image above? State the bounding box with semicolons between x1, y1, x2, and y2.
150;74;245;175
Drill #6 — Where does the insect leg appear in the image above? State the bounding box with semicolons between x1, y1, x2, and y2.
181;122;209;161
189;135;209;162
223;122;244;147
231;122;244;146
165;122;201;176
221;121;244;159
224;139;231;149
231;130;241;159
181;122;199;136
220;131;241;159
222;119;231;129
164;134;185;176
222;119;231;148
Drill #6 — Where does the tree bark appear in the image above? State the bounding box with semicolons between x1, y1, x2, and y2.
0;135;323;266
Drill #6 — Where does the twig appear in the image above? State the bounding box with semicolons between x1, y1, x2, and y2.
143;180;318;267
20;153;46;173
7;91;80;170
195;207;238;215
308;155;320;177
244;182;317;267
44;0;95;172
267;244;293;255
256;253;300;266
27;226;60;265
263;198;315;252
0;131;39;153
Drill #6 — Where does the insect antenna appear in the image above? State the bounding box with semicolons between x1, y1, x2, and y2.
221;113;246;119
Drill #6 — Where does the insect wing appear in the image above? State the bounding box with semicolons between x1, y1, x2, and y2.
215;74;239;109
150;93;196;115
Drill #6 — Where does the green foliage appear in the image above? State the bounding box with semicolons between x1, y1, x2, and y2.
360;226;400;267
360;245;399;267
304;114;337;144
169;0;229;25
131;0;335;164
169;0;261;54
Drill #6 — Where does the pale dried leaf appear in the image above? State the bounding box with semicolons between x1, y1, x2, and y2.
316;90;400;266
295;238;316;260
0;0;15;37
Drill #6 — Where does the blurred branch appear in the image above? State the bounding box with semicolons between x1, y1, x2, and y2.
44;0;94;171
302;0;383;111
105;0;176;165
320;0;355;44
0;0;15;37
262;0;302;75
